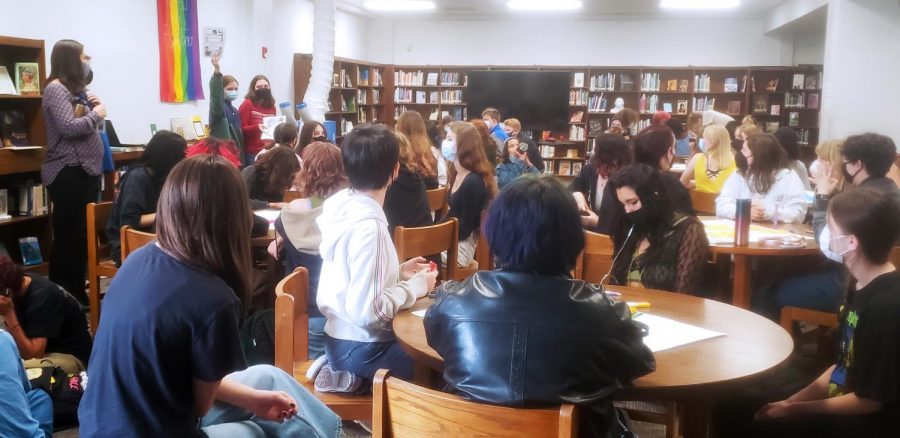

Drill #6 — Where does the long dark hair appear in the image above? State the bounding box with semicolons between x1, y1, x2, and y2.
155;155;252;302
298;121;326;155
255;145;300;201
634;124;675;171
134;130;187;190
773;127;800;161
744;133;790;195
609;164;674;264
245;75;274;107
590;133;633;178
47;39;87;94
449;122;498;200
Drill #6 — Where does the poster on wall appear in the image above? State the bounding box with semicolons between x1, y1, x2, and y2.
203;26;225;57
156;0;205;102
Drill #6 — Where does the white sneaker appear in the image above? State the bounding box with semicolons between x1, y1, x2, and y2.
314;364;363;393
305;355;329;381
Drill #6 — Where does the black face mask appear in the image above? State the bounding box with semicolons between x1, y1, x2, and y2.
313;136;327;142
255;88;272;100
625;208;649;229
842;162;861;184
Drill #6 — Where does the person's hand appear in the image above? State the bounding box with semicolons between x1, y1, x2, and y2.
814;164;839;196
93;104;107;119
419;269;439;296
86;92;102;106
400;257;429;281
0;295;13;318
247;390;297;422
754;400;797;421
211;55;221;73
572;192;589;213
267;202;286;210
750;201;768;221
258;124;266;133
580;209;599;227
267;239;279;260
520;151;532;168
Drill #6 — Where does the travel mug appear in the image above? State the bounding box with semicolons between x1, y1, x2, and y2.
735;199;751;246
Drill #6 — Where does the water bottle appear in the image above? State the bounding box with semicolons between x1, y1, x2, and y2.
735;199;751;246
297;102;314;124
279;102;297;127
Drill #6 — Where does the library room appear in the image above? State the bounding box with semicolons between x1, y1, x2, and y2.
2;0;900;437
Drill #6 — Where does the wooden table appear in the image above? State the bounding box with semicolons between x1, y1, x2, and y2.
394;285;793;437
701;216;821;309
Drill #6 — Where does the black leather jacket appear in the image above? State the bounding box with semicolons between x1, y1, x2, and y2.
425;271;656;438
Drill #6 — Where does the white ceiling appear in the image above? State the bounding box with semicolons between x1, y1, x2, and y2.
337;0;792;18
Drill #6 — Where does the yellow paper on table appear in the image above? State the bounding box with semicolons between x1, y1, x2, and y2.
701;219;792;245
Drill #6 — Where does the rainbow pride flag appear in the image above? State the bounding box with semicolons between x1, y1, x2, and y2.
156;0;204;102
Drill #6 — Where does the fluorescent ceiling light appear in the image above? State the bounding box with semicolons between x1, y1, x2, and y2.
364;1;436;11
508;0;583;11
660;0;740;9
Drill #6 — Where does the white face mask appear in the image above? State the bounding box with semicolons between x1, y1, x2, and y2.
441;139;457;162
819;226;851;264
698;138;707;153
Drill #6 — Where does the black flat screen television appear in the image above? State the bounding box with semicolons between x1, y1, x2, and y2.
466;71;568;133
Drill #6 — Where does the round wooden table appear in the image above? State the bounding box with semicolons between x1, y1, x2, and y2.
701;216;822;309
394;285;793;436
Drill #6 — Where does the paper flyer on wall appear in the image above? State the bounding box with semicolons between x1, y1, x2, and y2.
203;26;225;57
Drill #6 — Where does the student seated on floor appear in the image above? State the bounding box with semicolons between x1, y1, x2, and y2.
714;187;900;438
0;256;93;375
0;330;53;437
425;175;655;438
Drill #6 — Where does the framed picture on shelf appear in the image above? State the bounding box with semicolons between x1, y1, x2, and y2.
804;74;818;90
766;78;779;91
791;74;804;89
667;80;677;91
559;161;572;176
726;101;741;115
770;104;780;116
679;79;689;92
676;100;688;115
807;93;819;110
14;63;40;96
621;74;635;91
753;96;768;113
572;162;583;175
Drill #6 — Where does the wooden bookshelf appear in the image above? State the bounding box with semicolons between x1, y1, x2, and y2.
0;35;49;270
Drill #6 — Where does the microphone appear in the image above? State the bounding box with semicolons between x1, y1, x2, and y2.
600;224;635;286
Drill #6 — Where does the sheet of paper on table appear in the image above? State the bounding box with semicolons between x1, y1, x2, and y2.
632;313;725;353
701;218;796;245
412;309;427;318
254;208;280;231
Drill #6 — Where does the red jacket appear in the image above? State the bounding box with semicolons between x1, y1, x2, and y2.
238;100;276;155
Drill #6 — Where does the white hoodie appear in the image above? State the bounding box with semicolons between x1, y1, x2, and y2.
716;168;808;223
316;188;428;343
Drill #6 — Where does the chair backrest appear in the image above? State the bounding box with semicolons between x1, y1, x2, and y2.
426;187;449;219
573;231;615;283
274;267;310;372
373;369;577;438
283;190;301;203
119;226;156;262
87;202;114;263
689;189;718;215
394;218;459;281
451;210;494;281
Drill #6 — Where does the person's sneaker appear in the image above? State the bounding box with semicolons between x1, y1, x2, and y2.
314;364;363;393
305;355;329;381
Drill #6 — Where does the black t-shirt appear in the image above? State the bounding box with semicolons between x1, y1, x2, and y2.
384;165;434;234
448;172;488;240
106;167;159;264
77;244;246;436
15;274;93;365
830;270;900;418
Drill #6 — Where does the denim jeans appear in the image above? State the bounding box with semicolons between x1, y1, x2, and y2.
757;269;846;320
200;365;341;438
0;331;53;437
309;317;326;360
324;334;413;382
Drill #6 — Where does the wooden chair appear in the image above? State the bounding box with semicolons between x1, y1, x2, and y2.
283;190;301;203
689;189;718;215
119;226;156;262
87;202;117;336
573;231;615;283
452;210;493;281
393;218;459;282
373;369;577;438
426;186;449;219
274;267;372;420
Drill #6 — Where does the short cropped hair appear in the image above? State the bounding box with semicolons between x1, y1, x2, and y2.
481;107;501;122
485;175;584;276
341;124;399;190
841;133;897;178
502;118;521;132
829;186;900;264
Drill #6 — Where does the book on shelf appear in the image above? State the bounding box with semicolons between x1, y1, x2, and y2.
0;66;17;95
341;97;349;112
569;90;588;106
426;72;438;87
589;73;615;91
740;75;748;93
558;161;572;176
372;68;383;86
806;93;819;110
785;92;806;108
804;74;818;90
765;121;780;133
568;125;586;141
440;71;462;86
663;102;673;113
641;73;660;92
332;73;339;87
587;93;607;112
726;101;741;116
694;74;711;92
572;162;583;175
358;69;369;86
573;72;585;88
0;110;28;147
10;179;47;217
679;79;689;92
797;129;811;145
569;111;584;123
620;74;635;91
566;148;580;159
766;78;779;92
588;119;605;137
14;63;40;96
429;91;439;103
692;96;716;112
394;70;426;86
0;188;8;220
639;94;659;113
667;79;677;92
724;77;738;93
676;100;688;115
791;74;804;90
753;96;768;113
18;236;42;266
770;104;780;116
788;111;800;127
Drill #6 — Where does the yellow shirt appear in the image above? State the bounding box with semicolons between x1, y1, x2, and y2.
694;154;736;194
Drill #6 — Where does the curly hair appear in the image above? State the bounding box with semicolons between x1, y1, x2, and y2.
396;111;438;180
255;146;300;200
298;142;347;199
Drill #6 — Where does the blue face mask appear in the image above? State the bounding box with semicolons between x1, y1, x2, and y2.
698;138;707;153
441;139;457;162
225;90;239;101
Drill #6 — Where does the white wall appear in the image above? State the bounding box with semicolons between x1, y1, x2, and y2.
369;17;794;66
1;0;370;144
793;34;825;65
820;0;900;147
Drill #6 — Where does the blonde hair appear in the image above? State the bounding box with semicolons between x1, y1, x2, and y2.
740;124;762;139
502;118;521;132
741;115;757;126
702;125;735;168
394;132;421;175
816;139;845;191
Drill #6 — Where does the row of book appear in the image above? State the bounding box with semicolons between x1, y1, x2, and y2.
694;74;712;93
640;73;661;92
692;96;716;112
0;182;48;220
356;89;383;106
332;69;354;88
638;94;660;114
357;68;383;87
441;90;464;104
569;125;586;141
588;73;616;91
439;72;467;86
587;94;609;112
544;160;584;177
784;92;818;109
569;90;589;106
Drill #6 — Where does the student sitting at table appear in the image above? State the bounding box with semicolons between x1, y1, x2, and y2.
383;132;434;234
313;124;438;391
680;125;736;194
425;175;655;438
571;133;633;235
716;133;807;223
242;145;300;210
714;187;900;438
633;124;694;214
774;127;812;191
106;130;186;265
269;142;348;359
608;164;709;294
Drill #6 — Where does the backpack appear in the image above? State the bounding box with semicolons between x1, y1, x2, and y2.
27;365;85;430
240;308;276;366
